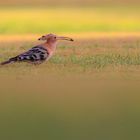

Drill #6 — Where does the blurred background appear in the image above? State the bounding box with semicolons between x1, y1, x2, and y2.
0;0;140;6
0;0;140;35
0;1;140;140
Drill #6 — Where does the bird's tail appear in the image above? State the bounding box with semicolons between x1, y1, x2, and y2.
0;57;17;66
1;60;13;65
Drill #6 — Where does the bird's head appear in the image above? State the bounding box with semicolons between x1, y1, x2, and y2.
38;34;74;43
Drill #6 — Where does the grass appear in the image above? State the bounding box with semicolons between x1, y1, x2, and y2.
1;36;140;75
0;6;140;34
0;37;140;139
1;6;140;139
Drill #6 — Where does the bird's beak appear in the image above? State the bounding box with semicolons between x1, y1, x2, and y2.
57;36;74;41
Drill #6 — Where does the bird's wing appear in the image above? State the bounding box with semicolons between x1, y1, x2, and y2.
12;46;49;62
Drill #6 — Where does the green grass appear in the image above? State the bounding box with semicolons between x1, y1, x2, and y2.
50;53;140;69
0;6;140;34
1;6;140;138
1;37;140;75
0;38;140;140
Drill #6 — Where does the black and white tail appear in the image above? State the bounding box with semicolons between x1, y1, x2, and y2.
1;60;12;65
0;58;17;65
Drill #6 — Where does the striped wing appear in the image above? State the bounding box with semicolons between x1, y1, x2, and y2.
13;46;49;62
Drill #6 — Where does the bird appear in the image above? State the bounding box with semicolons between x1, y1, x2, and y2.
1;34;74;65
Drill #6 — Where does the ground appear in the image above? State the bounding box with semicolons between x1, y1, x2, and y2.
0;35;140;140
1;34;140;77
0;6;140;140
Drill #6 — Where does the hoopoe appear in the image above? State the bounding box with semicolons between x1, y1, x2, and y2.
1;34;74;65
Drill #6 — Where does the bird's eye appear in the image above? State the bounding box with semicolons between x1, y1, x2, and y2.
54;36;56;39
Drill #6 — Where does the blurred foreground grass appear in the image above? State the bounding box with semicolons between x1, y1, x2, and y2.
0;6;140;34
0;76;140;140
